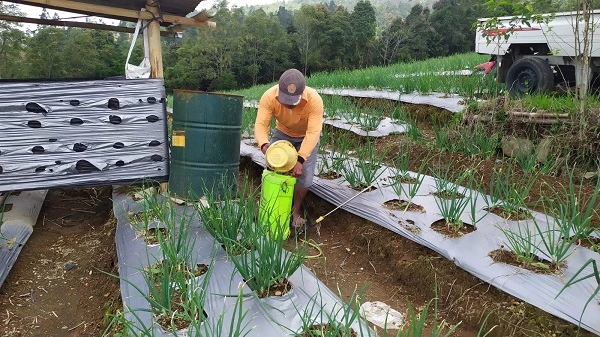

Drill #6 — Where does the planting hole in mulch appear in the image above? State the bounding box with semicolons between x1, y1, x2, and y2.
145;260;209;279
485;206;532;221
388;174;419;184
253;278;292;298
430;219;476;238
296;323;358;337
145;261;210;330
432;190;465;199
318;171;342;180
489;249;561;273
137;226;167;245
573;235;600;253
400;219;421;234
384;199;425;213
2;203;13;212
350;185;377;192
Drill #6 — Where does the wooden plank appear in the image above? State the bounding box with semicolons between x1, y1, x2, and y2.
11;0;215;28
0;14;181;37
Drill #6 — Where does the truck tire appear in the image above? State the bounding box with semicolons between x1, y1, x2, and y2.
505;57;554;96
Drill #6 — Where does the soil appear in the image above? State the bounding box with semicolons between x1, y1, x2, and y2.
1;101;599;337
0;187;120;337
430;219;477;238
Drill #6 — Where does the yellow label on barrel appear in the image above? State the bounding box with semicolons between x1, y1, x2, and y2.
172;130;185;147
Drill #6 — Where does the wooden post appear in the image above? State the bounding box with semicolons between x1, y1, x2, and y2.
145;0;164;78
145;0;167;191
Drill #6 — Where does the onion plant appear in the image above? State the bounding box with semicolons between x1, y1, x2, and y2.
290;287;375;337
531;214;573;269
195;176;260;255
104;251;216;336
405;122;423;143
433;179;472;231
395;281;460;337
541;164;600;243
389;157;428;212
339;138;385;189
496;223;541;268
355;106;384;131
479;164;538;220
241;107;257;138
322;94;356;120
468;190;487;227
230;225;307;297
556;258;600;322
199;286;252;337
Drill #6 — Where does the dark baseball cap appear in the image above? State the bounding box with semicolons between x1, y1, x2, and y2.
278;69;305;106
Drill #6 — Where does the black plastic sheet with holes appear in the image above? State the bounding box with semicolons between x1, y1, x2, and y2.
0;79;169;192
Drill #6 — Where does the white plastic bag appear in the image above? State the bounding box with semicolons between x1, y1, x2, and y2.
125;18;151;79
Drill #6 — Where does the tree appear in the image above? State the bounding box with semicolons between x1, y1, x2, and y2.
0;2;27;78
276;5;293;27
430;0;484;56
238;9;291;86
323;5;354;69
25;27;67;78
376;16;406;66
349;0;377;67
397;4;436;61
165;2;244;91
291;5;327;74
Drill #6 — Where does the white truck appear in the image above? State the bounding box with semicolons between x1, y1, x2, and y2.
475;10;600;95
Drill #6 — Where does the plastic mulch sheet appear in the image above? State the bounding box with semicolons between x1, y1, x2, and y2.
316;88;466;113
243;102;406;138
240;140;600;335
0;79;169;192
0;190;47;288
113;190;375;336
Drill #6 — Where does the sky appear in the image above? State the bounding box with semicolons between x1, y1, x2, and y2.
16;0;279;31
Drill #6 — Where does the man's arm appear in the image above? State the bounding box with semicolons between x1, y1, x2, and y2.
255;93;274;151
297;94;324;162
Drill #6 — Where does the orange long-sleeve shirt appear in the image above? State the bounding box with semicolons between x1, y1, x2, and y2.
254;85;324;161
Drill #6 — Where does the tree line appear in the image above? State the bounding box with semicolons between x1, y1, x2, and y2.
0;0;594;91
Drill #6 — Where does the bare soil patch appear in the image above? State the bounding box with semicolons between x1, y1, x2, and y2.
0;187;120;337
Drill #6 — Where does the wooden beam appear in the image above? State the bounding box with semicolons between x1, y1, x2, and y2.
10;0;216;28
167;10;215;33
0;14;181;37
146;0;163;79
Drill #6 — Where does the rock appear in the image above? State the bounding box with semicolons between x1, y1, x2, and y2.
64;261;77;272
536;138;553;163
584;171;599;179
501;136;534;158
360;301;403;330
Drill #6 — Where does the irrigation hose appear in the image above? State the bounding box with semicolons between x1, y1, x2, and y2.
301;239;324;259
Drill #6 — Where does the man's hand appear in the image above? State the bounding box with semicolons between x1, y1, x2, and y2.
261;142;270;154
291;162;303;177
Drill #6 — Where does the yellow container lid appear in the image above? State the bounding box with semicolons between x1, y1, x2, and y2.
266;140;298;173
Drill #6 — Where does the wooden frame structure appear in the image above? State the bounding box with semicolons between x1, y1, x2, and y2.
3;0;216;78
